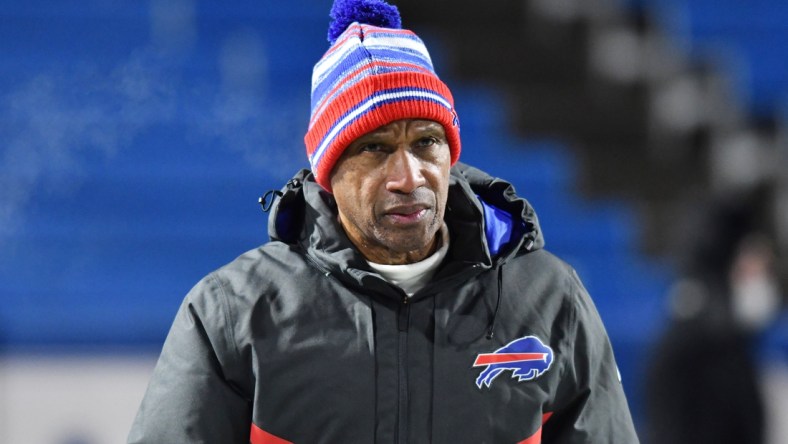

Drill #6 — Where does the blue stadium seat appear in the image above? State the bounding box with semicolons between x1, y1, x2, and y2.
628;0;788;117
0;2;673;357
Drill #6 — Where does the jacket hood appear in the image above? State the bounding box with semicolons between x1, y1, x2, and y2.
449;163;544;261
267;162;543;271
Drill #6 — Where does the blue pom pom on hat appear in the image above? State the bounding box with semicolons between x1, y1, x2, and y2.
305;0;461;191
327;0;402;44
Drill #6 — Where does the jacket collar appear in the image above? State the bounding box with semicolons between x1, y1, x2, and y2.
267;163;543;277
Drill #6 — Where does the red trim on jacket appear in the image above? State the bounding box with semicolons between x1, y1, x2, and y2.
517;412;554;444
250;423;293;444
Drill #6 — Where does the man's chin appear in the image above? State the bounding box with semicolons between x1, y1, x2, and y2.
378;231;439;256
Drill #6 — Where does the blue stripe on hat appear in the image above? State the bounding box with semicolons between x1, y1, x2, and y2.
312;64;428;119
312;47;435;110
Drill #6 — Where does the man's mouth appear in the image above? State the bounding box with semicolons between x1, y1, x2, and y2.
383;205;429;224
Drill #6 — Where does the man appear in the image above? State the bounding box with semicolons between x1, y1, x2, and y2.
129;0;638;442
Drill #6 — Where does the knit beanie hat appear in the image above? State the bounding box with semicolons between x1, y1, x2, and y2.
304;0;461;191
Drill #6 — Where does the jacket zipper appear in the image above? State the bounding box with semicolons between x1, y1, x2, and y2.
397;295;410;444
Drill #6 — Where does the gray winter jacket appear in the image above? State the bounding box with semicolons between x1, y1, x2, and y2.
128;163;639;443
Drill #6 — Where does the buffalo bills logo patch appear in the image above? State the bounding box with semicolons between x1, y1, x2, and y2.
473;335;554;389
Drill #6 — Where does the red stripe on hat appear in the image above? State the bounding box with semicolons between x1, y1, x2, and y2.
310;60;435;127
250;423;293;444
517;412;554;444
306;71;455;156
307;95;461;191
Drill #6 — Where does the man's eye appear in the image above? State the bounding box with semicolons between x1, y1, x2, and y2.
416;137;436;147
360;143;384;152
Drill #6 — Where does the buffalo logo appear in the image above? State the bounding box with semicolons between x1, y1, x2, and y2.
473;335;554;389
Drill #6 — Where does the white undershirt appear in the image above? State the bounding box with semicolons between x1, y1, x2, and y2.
367;224;450;297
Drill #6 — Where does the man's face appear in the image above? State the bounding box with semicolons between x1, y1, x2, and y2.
330;119;452;265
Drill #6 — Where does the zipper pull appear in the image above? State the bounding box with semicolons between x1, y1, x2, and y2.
398;297;409;331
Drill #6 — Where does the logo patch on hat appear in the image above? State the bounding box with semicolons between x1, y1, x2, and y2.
473;335;554;389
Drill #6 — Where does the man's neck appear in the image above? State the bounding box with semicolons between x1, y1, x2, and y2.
367;224;450;296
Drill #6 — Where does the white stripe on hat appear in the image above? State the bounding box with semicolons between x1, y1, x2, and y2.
364;35;433;64
309;61;374;128
312;35;363;90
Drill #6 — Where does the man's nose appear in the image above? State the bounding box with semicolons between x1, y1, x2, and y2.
385;148;426;194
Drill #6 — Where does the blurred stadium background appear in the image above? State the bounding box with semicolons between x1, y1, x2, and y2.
1;0;786;442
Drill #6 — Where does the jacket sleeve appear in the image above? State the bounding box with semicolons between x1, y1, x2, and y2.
544;269;640;443
128;274;252;444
